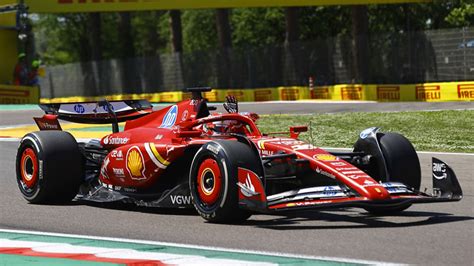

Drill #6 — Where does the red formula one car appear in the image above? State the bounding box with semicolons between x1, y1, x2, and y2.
16;88;463;223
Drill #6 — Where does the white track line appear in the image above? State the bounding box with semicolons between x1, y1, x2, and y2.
0;229;400;265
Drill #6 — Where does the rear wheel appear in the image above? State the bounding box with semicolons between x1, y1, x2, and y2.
16;131;84;203
357;132;421;214
189;140;261;223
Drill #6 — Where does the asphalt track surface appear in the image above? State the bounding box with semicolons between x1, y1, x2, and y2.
0;102;473;265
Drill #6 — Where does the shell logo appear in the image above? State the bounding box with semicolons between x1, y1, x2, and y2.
126;146;146;180
314;154;338;161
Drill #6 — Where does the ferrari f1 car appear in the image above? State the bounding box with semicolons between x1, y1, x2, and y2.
16;88;462;223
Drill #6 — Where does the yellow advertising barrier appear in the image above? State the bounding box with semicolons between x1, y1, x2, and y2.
0;84;40;104
254;88;278;101
25;0;428;13
39;81;473;104
308;82;474;102
278;86;309;101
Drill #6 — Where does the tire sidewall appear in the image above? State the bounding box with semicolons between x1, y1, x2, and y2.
16;131;83;203
379;133;421;190
16;134;44;202
189;142;235;221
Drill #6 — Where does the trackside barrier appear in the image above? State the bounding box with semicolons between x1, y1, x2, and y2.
39;81;473;104
0;84;40;104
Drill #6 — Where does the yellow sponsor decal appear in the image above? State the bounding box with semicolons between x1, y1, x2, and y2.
416;85;441;101
457;84;474;100
126;146;146;180
341;86;363;100
279;87;300;101
376;86;400;101
254;88;277;101
311;87;330;100
314;154;338;161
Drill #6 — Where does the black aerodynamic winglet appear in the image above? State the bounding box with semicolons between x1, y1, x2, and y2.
432;157;463;200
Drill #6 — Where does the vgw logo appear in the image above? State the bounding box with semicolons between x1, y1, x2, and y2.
170;195;192;205
160;105;178;128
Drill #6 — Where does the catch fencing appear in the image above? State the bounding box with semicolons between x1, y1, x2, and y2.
40;27;474;98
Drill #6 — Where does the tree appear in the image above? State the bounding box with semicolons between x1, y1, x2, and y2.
216;9;232;48
284;7;299;44
88;13;102;61
445;1;474;27
117;12;135;58
351;5;369;83
182;9;217;52
231;8;285;48
215;8;232;87
169;10;183;53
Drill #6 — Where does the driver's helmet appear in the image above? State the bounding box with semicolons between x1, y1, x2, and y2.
203;120;234;135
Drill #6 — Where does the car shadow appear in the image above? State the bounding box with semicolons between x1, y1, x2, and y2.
241;208;474;230
74;200;473;229
78;200;197;216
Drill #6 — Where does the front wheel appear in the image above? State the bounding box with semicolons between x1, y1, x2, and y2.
356;132;421;214
16;131;84;203
189;140;261;223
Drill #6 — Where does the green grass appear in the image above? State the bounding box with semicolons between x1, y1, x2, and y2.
256;110;474;153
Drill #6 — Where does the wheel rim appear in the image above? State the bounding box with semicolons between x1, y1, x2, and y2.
196;158;222;206
20;148;38;188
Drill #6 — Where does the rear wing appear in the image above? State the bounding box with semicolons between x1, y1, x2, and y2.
37;100;153;124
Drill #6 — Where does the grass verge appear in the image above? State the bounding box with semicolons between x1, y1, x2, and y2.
256;110;473;153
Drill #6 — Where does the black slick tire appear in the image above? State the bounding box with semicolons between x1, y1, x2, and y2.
189;140;261;223
365;132;421;214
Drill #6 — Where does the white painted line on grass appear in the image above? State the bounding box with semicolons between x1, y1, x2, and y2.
0;228;400;265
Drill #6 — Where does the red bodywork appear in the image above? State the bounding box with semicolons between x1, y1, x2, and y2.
34;95;462;213
91;97;402;211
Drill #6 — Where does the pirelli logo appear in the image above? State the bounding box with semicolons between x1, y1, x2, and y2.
181;92;192;99
254;90;273;101
0;89;30;97
159;93;176;102
416;85;441;100
341;87;362;100
311;87;330;99
226;91;244;101
280;88;299;100
0;88;31;104
377;86;400;101
457;84;474;99
203;91;218;102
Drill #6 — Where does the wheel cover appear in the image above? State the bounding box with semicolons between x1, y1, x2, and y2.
196;158;222;205
20;148;38;188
